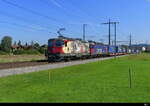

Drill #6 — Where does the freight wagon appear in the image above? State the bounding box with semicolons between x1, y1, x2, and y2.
108;46;116;56
90;43;108;57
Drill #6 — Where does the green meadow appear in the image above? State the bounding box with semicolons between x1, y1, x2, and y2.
0;53;150;103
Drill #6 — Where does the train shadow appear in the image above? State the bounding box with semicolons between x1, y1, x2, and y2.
31;59;48;63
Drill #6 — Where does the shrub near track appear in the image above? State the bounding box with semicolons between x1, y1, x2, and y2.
0;53;150;103
13;50;41;55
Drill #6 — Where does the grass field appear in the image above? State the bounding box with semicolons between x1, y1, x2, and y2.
0;55;45;63
0;53;150;103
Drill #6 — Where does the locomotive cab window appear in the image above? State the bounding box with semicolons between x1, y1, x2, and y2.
56;40;64;47
48;40;53;47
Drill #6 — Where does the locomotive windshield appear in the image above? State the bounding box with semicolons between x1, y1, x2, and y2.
56;40;64;47
48;40;65;47
48;40;53;47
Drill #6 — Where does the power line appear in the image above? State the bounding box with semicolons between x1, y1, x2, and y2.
39;0;74;16
1;0;63;26
63;0;90;18
68;0;101;22
0;21;56;34
40;0;103;38
0;10;58;32
39;0;88;24
88;24;103;37
1;0;94;35
0;21;39;31
0;10;85;37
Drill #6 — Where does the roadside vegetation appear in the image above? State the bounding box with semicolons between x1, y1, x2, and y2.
0;53;150;103
0;36;47;55
0;36;47;63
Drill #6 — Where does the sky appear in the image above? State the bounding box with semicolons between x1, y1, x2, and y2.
0;0;150;45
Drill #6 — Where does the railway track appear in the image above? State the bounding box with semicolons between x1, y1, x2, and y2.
0;55;127;70
0;56;104;70
0;60;48;70
0;55;129;78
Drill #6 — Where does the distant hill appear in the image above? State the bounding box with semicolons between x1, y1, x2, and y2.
132;44;150;47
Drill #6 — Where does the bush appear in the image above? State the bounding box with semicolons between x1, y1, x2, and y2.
13;49;41;55
37;47;45;54
0;51;10;55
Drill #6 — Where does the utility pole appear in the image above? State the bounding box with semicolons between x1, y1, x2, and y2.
129;34;132;53
83;24;87;41
114;22;119;57
102;19;111;46
102;20;119;56
129;34;132;48
109;19;111;46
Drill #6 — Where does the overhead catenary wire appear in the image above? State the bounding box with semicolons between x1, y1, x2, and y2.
0;0;127;45
43;0;101;24
0;10;84;38
39;0;88;24
1;0;64;26
115;25;132;45
0;10;57;33
67;0;102;22
88;24;104;38
1;0;91;36
0;0;126;44
0;21;56;34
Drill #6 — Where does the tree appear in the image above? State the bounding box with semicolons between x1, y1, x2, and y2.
25;42;28;46
1;36;12;53
38;47;45;54
41;44;48;51
38;44;48;54
18;40;22;46
34;43;40;49
0;44;2;50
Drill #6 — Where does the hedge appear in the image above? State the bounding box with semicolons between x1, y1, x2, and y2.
13;49;41;55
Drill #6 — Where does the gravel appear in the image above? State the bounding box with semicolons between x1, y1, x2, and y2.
0;56;127;78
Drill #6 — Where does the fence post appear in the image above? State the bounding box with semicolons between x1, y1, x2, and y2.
128;68;132;88
49;71;51;81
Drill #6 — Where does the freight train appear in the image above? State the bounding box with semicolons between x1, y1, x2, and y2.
46;36;128;62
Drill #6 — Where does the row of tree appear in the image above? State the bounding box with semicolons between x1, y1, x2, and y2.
0;36;47;55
